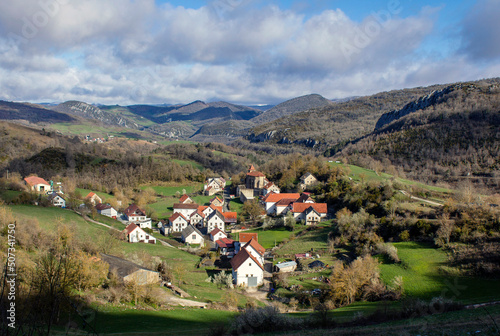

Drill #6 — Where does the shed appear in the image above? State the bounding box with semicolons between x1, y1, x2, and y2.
274;260;297;273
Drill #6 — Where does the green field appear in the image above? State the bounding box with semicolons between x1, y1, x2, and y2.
379;242;500;303
75;188;114;202
274;223;334;257
233;226;304;249
140;184;203;197
0;190;22;202
172;159;204;171
228;198;244;213
328;162;452;194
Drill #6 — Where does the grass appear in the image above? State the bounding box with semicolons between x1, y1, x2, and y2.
274;222;334;257
75;188;113;202
172;159;205;171
328;162;452;194
233;226;304;249
379;242;500;303
228;198;244;213
0;189;22;202
140;184;203;197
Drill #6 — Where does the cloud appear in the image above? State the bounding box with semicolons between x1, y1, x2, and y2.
0;1;496;105
460;0;500;61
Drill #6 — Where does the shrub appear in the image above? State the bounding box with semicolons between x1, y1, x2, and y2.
231;306;302;334
376;243;400;263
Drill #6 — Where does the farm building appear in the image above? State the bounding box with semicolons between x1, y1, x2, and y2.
100;253;160;285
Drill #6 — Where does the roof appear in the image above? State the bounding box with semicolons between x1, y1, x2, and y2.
190;209;205;219
292;203;327;214
263;182;278;190
99;253;159;279
124;223;140;235
239;232;258;243
95;203;112;211
223;212;237;223
124;204;146;216
264;193;301;203
216;237;235;248
47;192;65;201
169;212;188;222
230;248;264;271
181;225;203;237
211;196;223;204
300;172;316;180
248;164;255;172
275;198;297;207
179;194;190;203
85;192;100;199
207;209;225;221
209;204;223;212
297;194;314;203
24;176;50;186
243;238;265;255
173;203;199;209
247;171;266;177
275;261;297;269
210;228;225;236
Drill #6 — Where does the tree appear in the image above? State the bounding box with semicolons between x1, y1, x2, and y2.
241;199;263;225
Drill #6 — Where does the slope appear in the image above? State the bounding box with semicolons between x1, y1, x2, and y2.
0;100;75;124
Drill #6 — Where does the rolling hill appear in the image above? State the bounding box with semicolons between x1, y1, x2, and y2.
0;100;75;124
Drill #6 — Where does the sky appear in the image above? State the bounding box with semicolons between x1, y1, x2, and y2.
0;0;499;105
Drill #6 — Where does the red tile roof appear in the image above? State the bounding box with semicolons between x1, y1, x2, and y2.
275;198;297;206
243;238;265;255
179;194;190;203
264;193;301;203
173;203;199;209
292;203;328;214
124;204;146;217
209;204;223;212
211;196;223;204
239;232;258;243
191;209;205;218
95;203;112;211
297;194;314;203
124;223;139;235
230;248;263;271
248;164;255;171
223;212;237;223
247;171;266;177
216;237;235;248
210;228;224;236
169;212;188;222
24;176;50;186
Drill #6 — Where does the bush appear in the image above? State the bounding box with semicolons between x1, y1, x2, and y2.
231;306;302;334
376;243;400;263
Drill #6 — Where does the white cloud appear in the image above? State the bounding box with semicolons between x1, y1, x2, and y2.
0;1;497;105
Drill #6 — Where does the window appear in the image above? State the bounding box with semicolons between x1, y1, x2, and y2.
192;234;196;240
249;263;252;266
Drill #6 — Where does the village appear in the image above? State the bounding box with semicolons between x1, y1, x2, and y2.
21;165;329;293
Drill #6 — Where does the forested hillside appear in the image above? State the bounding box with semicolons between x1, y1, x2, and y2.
338;81;500;190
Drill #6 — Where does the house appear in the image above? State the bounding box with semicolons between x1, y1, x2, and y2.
124;204;152;229
242;238;265;265
237;187;256;203
263;182;280;195
24;176;52;193
210;196;224;207
99;253;160;285
274;261;297;273
181;225;205;246
123;223;156;244
223;212;237;225
173;203;199;218
299;173;318;189
85;192;102;206
291;203;328;225
274;198;297;215
202;204;223;218
190;209;206;229
296;193;315;203
95;203;118;219
168;212;190;233
206;210;225;233
47;192;66;208
230;248;264;287
263;193;301;215
204;177;226;196
179;194;194;204
239;232;259;244
216;238;235;256
210;228;227;242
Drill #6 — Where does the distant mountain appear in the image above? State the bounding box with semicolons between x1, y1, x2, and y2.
248;104;275;112
0;100;75;124
338;80;500;186
250;94;334;124
52;101;140;129
247;85;453;149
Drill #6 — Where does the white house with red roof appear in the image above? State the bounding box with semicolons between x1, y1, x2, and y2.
206;210;225;233
210;228;227;242
178;194;194;204
95;203;118;219
190;208;206;229
124;204;152;229
85;192;102;206
204;177;226;196
181;225;205;246
263;182;280;195
210;196;224;207
168;212;189;233
291;203;328;225
242;238;265;265
173;203;199;218
216;238;235;256
230;248;264;287
263;192;301;215
24;176;52;193
124;223;156;244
